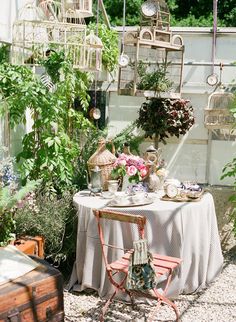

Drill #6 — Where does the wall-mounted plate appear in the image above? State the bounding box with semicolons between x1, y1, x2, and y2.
118;54;129;67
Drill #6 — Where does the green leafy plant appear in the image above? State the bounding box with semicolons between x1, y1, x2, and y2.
221;158;236;237
0;181;38;246
136;98;194;145
0;53;94;195
136;61;173;94
0;44;10;64
109;122;145;155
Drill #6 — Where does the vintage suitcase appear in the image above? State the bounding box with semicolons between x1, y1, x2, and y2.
0;261;64;322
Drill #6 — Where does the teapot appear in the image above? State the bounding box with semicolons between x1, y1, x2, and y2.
144;145;162;165
87;165;102;195
146;163;161;192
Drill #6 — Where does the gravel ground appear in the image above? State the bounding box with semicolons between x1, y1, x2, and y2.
64;252;236;321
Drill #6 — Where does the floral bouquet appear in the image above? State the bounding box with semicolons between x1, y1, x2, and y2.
111;153;148;184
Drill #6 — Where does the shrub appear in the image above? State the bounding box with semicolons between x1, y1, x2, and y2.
14;190;77;271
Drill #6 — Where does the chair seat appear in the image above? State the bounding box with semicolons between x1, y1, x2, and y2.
108;251;181;277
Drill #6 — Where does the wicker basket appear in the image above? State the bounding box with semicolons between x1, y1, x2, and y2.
87;139;116;191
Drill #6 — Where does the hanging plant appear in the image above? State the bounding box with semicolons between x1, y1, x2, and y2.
136;98;195;145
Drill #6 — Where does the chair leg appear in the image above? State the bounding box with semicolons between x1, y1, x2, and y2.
147;288;179;322
100;289;118;321
127;290;135;308
100;274;128;321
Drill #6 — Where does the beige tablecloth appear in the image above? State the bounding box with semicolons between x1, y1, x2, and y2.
68;191;223;298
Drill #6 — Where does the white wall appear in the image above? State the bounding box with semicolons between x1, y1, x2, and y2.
0;0;32;43
108;27;236;186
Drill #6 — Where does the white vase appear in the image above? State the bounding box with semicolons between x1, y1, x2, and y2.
121;174;130;191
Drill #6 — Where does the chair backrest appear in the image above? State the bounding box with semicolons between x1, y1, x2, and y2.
93;209;147;267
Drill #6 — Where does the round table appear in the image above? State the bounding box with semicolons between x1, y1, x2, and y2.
68;190;223;298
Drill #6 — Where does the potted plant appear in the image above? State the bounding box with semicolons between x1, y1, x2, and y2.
136;60;173;95
136;97;195;148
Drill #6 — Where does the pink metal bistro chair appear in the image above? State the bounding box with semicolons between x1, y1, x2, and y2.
93;209;182;321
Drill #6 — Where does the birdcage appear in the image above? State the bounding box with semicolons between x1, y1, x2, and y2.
117;30;184;98
83;31;103;71
118;0;184;98
140;0;170;31
38;0;61;21
61;0;93;19
204;90;235;129
11;3;87;68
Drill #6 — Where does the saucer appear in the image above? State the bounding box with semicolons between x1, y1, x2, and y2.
102;192;114;199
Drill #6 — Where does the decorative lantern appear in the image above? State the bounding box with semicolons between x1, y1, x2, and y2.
84;31;103;71
87;139;117;191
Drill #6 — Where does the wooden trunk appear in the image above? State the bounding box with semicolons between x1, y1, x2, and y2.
0;262;64;322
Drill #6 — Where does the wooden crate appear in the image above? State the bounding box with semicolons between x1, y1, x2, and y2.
0;262;64;321
12;236;45;258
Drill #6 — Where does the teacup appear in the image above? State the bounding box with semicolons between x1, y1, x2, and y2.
131;192;147;204
107;180;121;194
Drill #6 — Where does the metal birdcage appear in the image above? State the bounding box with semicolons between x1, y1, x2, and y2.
83;31;103;71
11;3;87;68
38;0;62;21
140;0;170;31
117;0;184;98
61;0;93;19
117;30;184;98
204;90;235;129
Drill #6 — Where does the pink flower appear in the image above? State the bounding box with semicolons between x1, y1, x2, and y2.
127;165;137;176
140;167;148;178
118;159;126;166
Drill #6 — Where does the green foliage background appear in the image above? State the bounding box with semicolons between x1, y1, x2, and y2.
102;0;236;27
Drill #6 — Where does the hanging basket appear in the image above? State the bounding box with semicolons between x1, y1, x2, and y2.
87;139;116;190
